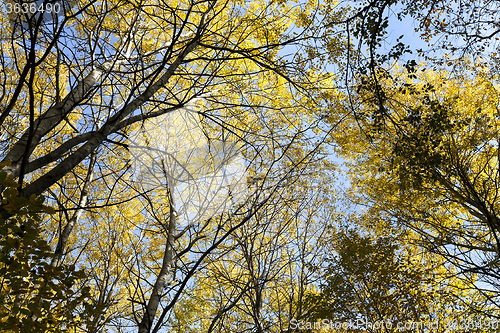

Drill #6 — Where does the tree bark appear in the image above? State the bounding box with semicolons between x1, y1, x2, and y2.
138;169;177;333
51;149;96;267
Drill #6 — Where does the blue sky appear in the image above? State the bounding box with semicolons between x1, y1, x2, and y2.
385;4;429;59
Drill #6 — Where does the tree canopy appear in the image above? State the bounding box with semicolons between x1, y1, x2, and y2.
2;0;500;332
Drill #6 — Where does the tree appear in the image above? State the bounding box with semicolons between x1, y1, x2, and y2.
329;61;500;321
0;0;342;331
304;220;472;333
168;154;336;333
317;0;500;323
0;163;100;332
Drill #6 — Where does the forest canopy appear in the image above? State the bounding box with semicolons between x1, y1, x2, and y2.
0;0;500;332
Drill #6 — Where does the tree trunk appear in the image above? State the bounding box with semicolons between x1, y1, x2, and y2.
138;171;177;333
51;150;96;267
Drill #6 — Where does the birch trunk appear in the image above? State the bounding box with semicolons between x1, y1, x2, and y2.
138;168;177;333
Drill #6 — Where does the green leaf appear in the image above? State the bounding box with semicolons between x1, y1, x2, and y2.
3;180;20;188
41;205;56;214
